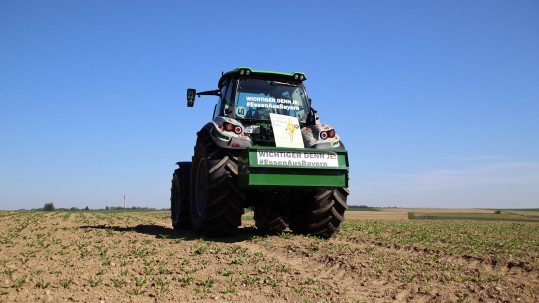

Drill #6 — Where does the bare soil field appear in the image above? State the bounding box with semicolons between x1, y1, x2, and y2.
0;210;537;302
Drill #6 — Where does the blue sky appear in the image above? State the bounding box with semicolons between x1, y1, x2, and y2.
1;1;538;210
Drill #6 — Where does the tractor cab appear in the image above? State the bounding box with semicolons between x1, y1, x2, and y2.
187;68;320;146
188;67;310;123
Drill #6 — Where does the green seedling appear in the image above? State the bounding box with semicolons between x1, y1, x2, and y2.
127;287;144;295
259;264;271;273
106;228;114;236
404;274;415;283
111;277;127;288
12;275;27;289
142;259;153;266
179;276;193;286
195;277;215;293
101;255;111;266
279;264;291;273
59;278;73;289
192;246;207;255
278;232;293;239
292;284;305;294
158;267;172;275
265;276;282;287
88;276;102;287
242;274;259;285
154;277;169;295
36;279;50;289
220;268;235;276
155;277;169;287
223;282;237;294
32;269;43;275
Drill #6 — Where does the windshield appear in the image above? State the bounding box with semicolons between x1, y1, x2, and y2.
233;79;309;121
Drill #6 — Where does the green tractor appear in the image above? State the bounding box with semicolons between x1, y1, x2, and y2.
171;67;349;238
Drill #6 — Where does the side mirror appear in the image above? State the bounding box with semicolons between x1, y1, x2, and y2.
187;88;196;107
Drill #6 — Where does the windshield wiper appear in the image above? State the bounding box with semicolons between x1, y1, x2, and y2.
269;81;298;87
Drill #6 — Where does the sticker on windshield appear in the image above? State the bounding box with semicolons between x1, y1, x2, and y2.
235;106;247;118
244;96;300;111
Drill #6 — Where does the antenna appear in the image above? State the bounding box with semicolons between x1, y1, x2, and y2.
123;193;126;209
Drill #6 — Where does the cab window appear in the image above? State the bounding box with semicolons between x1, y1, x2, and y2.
213;82;229;119
234;79;308;120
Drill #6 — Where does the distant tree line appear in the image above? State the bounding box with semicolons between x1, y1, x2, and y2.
104;206;156;211
37;202;164;212
39;202;397;212
349;205;372;209
349;205;398;209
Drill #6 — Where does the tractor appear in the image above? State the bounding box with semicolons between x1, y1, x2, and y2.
171;67;349;238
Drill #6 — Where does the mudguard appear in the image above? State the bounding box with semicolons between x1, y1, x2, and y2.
197;117;253;149
301;124;345;150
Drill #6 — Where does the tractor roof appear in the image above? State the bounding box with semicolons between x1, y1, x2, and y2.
218;67;307;88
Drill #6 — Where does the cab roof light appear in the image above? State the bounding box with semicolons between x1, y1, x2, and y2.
293;73;306;81
239;68;252;76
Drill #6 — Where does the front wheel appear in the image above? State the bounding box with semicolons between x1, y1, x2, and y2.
253;203;288;233
171;162;192;230
289;188;349;238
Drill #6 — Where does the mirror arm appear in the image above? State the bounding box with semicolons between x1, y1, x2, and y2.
196;90;221;97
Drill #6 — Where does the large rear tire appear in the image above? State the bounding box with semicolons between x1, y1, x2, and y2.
289;188;349;238
171;162;192;230
189;135;245;236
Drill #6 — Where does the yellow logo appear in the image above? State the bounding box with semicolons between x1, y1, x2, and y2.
286;118;299;141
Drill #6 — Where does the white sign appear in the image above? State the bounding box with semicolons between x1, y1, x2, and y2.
269;113;304;148
257;150;339;167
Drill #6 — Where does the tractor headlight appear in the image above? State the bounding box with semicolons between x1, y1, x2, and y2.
223;122;243;135
320;129;336;140
320;131;328;140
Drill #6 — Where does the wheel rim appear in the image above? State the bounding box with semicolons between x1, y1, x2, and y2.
194;158;208;217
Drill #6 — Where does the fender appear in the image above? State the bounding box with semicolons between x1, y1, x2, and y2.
301;124;345;150
197;117;252;150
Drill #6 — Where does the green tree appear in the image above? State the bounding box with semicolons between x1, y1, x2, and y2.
43;202;55;211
